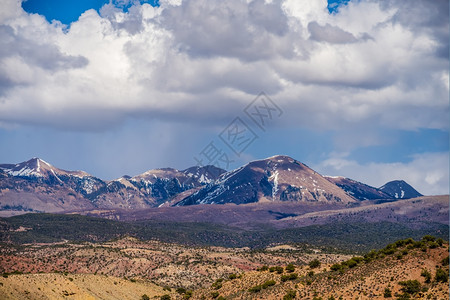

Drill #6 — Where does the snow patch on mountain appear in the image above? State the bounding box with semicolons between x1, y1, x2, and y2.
9;166;42;177
269;170;279;199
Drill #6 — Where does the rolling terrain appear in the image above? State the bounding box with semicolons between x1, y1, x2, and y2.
0;236;447;299
0;155;447;299
1;206;448;252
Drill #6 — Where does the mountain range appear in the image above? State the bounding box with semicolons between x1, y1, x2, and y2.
0;155;423;216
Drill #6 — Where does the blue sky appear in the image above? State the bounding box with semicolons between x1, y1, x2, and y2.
22;0;160;24
0;0;448;195
22;0;343;24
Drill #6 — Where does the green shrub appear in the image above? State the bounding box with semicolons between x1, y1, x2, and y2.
383;247;396;255
275;266;284;274
441;256;449;266
429;242;439;249
352;256;364;263
398;280;421;294
258;265;269;271
383;287;392;298
281;273;298;282
212;279;223;289
160;295;171;300
330;264;342;272
364;250;378;262
141;295;150;300
262;280;276;289
286;263;296;272
248;285;262;293
435;268;448;283
184;290;193;299
412;241;424;248
283;289;296;300
346;259;358;268
211;291;219;298
309;259;321;269
422;235;436;242
228;273;237;280
420;269;432;283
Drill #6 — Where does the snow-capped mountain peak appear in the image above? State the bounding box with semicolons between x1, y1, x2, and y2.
175;155;356;206
0;158;89;178
379;180;423;199
0;157;50;177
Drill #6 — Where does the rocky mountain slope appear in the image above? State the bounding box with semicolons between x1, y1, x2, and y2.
324;176;391;200
0;158;225;214
0;158;99;213
0;156;427;215
175;155;357;206
380;180;423;199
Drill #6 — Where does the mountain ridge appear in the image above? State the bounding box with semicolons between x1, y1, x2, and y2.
175;155;356;206
0;156;426;216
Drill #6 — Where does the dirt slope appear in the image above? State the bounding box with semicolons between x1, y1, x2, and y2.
0;273;172;300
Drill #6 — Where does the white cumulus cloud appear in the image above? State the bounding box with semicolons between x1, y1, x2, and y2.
0;0;446;132
0;0;447;190
315;152;449;196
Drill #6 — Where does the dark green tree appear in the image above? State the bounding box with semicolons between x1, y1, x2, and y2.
309;259;321;269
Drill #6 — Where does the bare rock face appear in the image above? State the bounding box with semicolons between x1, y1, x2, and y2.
175;155;356;206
